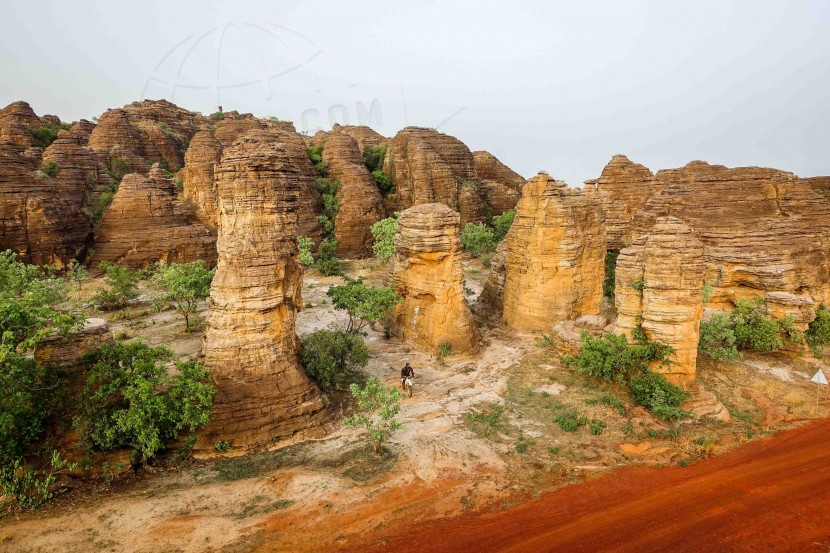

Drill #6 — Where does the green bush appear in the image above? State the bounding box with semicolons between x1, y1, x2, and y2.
75;341;215;462
107;154;131;183
298;236;315;266
629;371;688;416
306;143;328;176
631;279;645;292
698;313;739;361
492;209;515;242
371;214;399;263
362;145;387;172
315;238;341;276
93;261;139;310
371;170;394;196
732;298;784;352
344;378;403;454
209;111;225;121
152;261;215;332
40;160;60;178
1;450;75;510
589;419;607;435
327;276;400;333
555;411;588;432
603;250;619;301
300;329;369;389
437;343;453;358
314;178;341;237
30;125;59;148
807;305;830;358
563;333;652;384
460;223;497;256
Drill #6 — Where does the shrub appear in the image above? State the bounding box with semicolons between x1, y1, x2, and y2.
327;276;400;333
437;343;453;358
1;451;75;510
460;223;497;256
732;298;784;352
344;378;403;454
362;145;387;172
107;154;131;183
300;329;369;389
152;261;215;332
315;238;341;276
563;333;651;384
492;209;515;242
371;170;394;195
589;419;607;435
215;440;231;452
315;178;341;237
30;125;59;148
603;250;619;301
554;411;588;432
307;143;328;176
75;341;215;463
66;260;88;295
317;214;335;237
298;236;315;266
629;371;688;415
93;261;139;310
371;214;399;263
698;313;739;361
209;111;225;121
40;161;59;178
631;279;645;292
807;305;830;358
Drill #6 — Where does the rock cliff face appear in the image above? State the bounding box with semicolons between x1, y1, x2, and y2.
316;124;388;152
480;180;520;216
383;127;488;225
201;131;326;448
472;150;525;192
90;164;216;269
389;203;479;354
320;131;385;256
614;217;705;383
591;154;665;250
0;139;91;266
0;101;44;148
182;130;223;227
496;173;606;332
631;162;830;307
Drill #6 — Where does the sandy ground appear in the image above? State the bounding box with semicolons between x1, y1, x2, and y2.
1;259;828;552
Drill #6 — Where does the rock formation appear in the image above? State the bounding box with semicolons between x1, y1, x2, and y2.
0;101;44;148
389;203;479;354
495;173;606;332
315;124;387;152
201;130;326;448
90;164;216;269
383;127;488;225
472;150;525;192
182;130;223;227
614;217;706;383
480;180;520;216
320;131;385;256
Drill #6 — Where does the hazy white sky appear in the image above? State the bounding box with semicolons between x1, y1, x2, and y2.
1;0;828;185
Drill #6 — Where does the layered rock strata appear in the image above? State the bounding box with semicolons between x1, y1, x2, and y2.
496;173;605;331
90;164;216;268
389;203;479;354
182;130;223;227
472;150;525;192
614;217;706;383
201;131;326;448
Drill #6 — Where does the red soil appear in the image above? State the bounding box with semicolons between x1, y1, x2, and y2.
345;419;830;552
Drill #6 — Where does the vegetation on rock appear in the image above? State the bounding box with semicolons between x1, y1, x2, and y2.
315;237;341;276
461;222;497;256
298;236;315;266
492;209;515;242
300;329;369;389
371;214;399;263
362;145;387;172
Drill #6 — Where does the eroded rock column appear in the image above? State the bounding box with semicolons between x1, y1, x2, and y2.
614;216;705;383
499;173;606;332
201;131;326;448
389;203;479;354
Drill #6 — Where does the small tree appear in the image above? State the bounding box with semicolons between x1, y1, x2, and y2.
371;171;394;196
93;261;139;310
300;329;369;389
345;378;403;454
732;298;784;352
698;313;739;361
327;276;401;333
315;238;341;276
807;305;830;358
460;223;497;256
370;214;399;263
492;209;515;241
152;261;215;331
66;260;88;298
298;236;315;266
362;145;387;172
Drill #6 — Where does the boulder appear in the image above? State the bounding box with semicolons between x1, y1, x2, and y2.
389;203;479;354
200;130;327;449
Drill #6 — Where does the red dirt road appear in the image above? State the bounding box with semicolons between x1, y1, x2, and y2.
349;419;830;552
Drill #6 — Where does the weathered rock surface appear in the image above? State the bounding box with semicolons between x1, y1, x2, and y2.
201;131;326;448
0;140;90;266
90;164;216;269
318;123;387;152
42;129;103;218
591;154;665;250
0;101;44;148
495;173;606;332
480;179;520;216
182;130;223;227
389;203;479;354
614;217;706;383
473;150;525;192
320;131;385;256
383;127;488;225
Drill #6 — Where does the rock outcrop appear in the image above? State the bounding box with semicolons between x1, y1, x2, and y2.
201;131;326;448
495;173;606;332
389;203;479;354
472;150;525;192
182;130;223;227
614;217;706;383
480;180;520;216
0;101;44;148
320;131;385;256
315;124;387;153
383;127;488;225
90;164;216;269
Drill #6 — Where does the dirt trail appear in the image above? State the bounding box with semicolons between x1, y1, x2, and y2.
345;418;830;553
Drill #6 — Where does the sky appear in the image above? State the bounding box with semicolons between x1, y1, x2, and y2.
1;0;829;185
